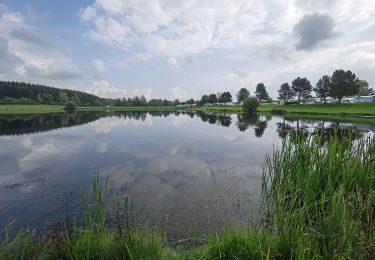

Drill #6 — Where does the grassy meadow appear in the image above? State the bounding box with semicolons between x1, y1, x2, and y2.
1;102;375;117
258;102;375;115
0;104;65;115
1;135;374;259
198;102;375;116
0;104;179;115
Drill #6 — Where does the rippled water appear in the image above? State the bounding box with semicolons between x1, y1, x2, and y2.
0;111;374;237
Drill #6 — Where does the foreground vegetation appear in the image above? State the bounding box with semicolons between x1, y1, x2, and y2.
1;135;374;259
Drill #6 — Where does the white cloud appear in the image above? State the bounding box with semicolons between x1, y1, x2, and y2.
168;87;187;100
87;80;153;99
165;56;180;69
18;135;84;172
89;117;128;134
87;80;128;98
0;7;82;81
91;58;106;78
130;88;153;99
80;0;299;57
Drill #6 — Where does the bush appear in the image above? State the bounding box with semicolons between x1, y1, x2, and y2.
64;101;77;110
284;101;300;105
242;96;260;113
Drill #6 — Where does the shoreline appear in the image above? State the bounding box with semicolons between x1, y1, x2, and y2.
1;104;375;122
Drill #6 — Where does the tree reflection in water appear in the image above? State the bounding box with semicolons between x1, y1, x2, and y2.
276;117;365;144
0;110;370;141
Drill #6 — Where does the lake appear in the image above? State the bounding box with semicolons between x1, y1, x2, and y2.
0;111;374;238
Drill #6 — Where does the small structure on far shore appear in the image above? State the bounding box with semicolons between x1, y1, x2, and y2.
357;95;375;103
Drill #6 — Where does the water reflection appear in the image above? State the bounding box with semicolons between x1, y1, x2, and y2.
0;111;373;141
0;112;105;136
0;110;374;238
276;117;367;143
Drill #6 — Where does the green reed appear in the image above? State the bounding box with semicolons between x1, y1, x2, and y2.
261;134;375;258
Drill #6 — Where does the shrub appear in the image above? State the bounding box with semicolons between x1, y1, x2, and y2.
242;96;260;113
64;101;77;110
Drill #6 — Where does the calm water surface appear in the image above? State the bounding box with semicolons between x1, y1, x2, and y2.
0;111;374;237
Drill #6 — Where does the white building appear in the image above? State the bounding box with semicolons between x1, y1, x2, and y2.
357;95;375;103
342;97;356;103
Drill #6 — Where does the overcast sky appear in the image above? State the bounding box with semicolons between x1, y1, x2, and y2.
0;0;374;100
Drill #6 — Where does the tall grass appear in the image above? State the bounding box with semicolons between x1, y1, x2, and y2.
0;175;182;259
261;134;375;258
1;136;374;259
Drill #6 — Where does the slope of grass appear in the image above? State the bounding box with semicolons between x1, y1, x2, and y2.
283;113;375;124
78;106;179;111
196;105;242;112
0;104;180;114
258;102;375;116
0;104;65;114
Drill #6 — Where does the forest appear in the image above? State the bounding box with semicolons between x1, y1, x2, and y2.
0;81;104;106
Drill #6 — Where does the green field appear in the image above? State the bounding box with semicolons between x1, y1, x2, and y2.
0;104;65;114
283;113;375;124
79;106;179;111
0;104;179;114
197;102;375;116
258;102;375;115
1;103;375;118
196;105;243;112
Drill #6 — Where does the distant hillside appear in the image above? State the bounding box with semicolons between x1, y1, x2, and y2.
0;81;104;106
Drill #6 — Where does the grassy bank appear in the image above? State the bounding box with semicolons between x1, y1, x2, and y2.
0;104;179;115
258;102;375;116
196;105;242;113
283;113;375;124
1;135;374;259
78;106;179;111
2;103;375;117
198;102;375;116
0;104;65;114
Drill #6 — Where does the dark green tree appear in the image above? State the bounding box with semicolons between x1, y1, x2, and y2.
242;96;260;114
254;83;269;104
314;75;331;103
236;88;250;102
148;99;163;106
292;77;312;102
186;98;195;105
208;94;218;103
64;101;77;110
58;91;68;103
200;95;209;105
330;69;358;103
140;95;147;106
162;99;173;106
220;92;232;103
278;82;295;102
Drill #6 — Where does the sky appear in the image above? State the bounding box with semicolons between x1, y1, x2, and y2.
0;0;374;100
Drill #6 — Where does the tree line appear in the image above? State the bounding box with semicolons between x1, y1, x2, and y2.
278;69;373;103
0;81;182;107
0;81;104;106
106;97;181;107
1;69;373;107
